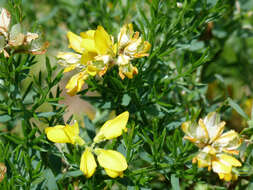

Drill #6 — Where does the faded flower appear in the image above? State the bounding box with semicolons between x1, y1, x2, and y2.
182;112;242;181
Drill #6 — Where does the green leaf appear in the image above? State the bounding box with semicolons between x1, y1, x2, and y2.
0;115;11;122
171;174;180;190
228;98;249;120
44;169;59;190
37;112;56;118
122;94;131;106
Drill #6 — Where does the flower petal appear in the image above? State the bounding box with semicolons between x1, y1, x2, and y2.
94;26;112;55
217;154;241;167
0;8;11;37
104;168;124;178
212;159;231;174
181;120;208;147
80;148;97;178
96;149;128;172
66;72;88;96
202;112;225;143
213;130;241;151
194;151;212;168
117;23;134;49
57;52;82;72
63;122;85;145
8;24;25;47
94;111;129;143
80;30;95;39
67;31;86;54
45;125;71;143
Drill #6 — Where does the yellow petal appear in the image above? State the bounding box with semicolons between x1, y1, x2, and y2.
118;63;138;80
67;31;86;54
117;23;134;48
86;65;99;76
57;52;81;72
80;148;97;178
66;72;88;96
45;125;71;143
93;111;129;143
202;112;225;143
80;30;95;39
217;154;241;167
213;130;241;151
198;119;209;140
212;159;231;174
133;41;151;58
223;173;232;181
96;149;128;172
63;65;76;73
181;120;208;147
124;37;142;56
57;52;81;64
81;51;97;65
117;54;131;66
82;38;97;53
94;26;112;55
104;168;123;178
63;122;85;145
94;54;111;64
194;152;211;168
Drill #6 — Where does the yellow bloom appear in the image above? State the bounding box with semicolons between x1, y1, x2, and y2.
118;61;138;80
96;149;128;178
80;111;129;178
57;52;82;73
116;23;151;79
65;71;88;96
80;148;97;178
182;112;242;181
93;111;129;143
45;121;85;145
58;23;150;95
58;25;115;95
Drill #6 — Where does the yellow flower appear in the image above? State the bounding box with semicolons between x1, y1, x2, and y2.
94;111;129;143
182;112;242;181
116;23;151;79
80;148;97;178
65;71;88;96
58;23;150;95
0;8;48;57
58;25;115;95
45;121;85;145
80;111;129;178
96;149;128;178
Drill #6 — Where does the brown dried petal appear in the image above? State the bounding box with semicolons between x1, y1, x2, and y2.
0;163;7;183
0;8;11;37
24;32;39;44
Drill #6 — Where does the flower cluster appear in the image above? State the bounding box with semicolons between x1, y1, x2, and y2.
0;8;48;57
182;112;242;181
45;111;129;178
58;24;151;96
